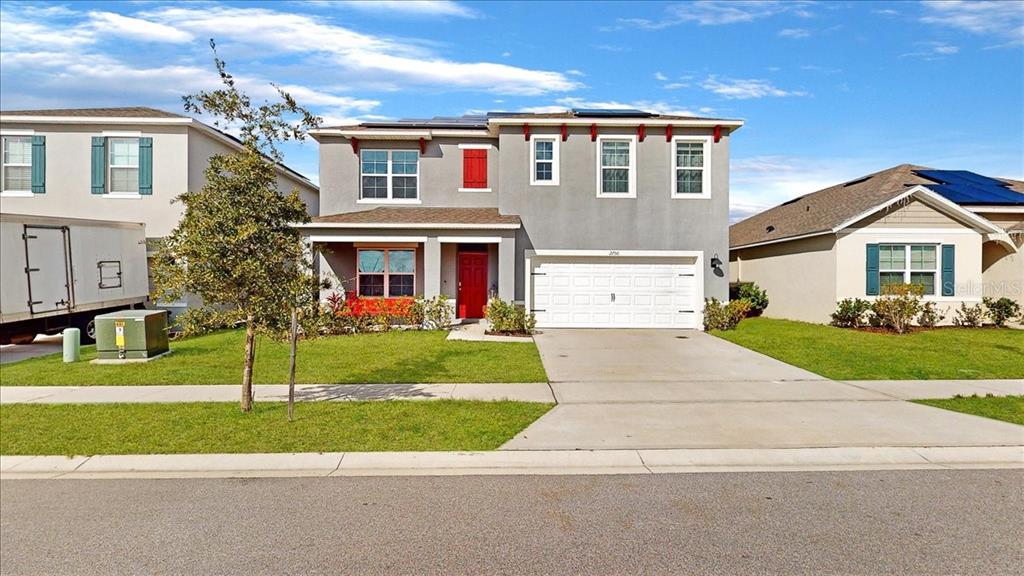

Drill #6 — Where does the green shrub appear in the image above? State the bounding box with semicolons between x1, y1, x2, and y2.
830;298;871;328
953;302;986;328
916;301;946;328
734;282;769;316
703;298;751;331
983;297;1021;327
484;297;536;335
417;295;454;331
172;307;243;338
870;285;923;334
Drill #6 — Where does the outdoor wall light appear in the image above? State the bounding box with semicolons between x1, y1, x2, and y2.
710;254;724;277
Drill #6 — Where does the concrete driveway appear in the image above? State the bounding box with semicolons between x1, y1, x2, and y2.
503;329;1024;451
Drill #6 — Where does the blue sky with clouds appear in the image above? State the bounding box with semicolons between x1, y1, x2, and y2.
1;0;1021;220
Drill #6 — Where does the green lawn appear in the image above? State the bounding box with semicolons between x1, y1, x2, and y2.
914;396;1024;426
0;400;552;455
713;317;1024;380
0;329;547;385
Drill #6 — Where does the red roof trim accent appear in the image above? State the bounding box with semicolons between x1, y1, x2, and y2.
665;125;673;142
419;137;426;154
350;137;359;154
523;123;530;140
637;124;646;142
560;123;568;141
713;125;722;143
590;123;597;142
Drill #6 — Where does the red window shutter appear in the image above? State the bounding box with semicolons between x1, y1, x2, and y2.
462;149;488;189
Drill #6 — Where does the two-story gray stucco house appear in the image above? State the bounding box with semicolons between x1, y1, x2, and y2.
0;106;320;316
297;110;743;329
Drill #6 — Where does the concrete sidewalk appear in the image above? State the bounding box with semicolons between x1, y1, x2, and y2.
0;383;555;404
842;379;1023;400
2;446;1021;479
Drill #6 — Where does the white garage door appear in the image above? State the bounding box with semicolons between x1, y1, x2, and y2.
531;257;700;328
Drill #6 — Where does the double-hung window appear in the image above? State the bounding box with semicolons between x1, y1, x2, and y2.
672;137;711;198
1;136;32;194
360;150;419;201
596;136;636;197
357;249;416;297
108;137;140;194
879;244;937;295
529;136;558;185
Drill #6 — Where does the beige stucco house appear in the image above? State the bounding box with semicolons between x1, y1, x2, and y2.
0;107;319;316
730;165;1023;323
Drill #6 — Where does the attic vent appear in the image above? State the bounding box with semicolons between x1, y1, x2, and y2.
843;177;870;187
766;225;776;233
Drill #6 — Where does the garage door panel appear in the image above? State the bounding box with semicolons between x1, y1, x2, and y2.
532;256;700;329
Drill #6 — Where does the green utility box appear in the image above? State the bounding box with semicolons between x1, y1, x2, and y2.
95;310;169;360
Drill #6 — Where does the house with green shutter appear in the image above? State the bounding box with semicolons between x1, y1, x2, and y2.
729;164;1023;324
0;107;318;314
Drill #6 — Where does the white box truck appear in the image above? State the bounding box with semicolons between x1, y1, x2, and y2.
0;213;149;344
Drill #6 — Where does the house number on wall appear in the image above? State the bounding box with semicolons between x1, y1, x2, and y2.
608;250;620;256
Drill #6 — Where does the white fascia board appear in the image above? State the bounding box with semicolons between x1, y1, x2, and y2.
831;186;1002;234
730;230;834;250
0;116;193;125
293;222;520;230
965;205;1024;213
307;235;428;243
488;118;744;128
528;249;703;258
310;129;432;139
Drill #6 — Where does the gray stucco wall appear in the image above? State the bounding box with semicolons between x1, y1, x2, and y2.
317;136;498;215
498;125;731;301
731;234;838;323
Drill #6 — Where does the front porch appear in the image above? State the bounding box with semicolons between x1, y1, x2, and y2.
297;208;520;319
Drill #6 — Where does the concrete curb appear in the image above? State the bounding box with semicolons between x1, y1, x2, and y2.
2;446;1020;480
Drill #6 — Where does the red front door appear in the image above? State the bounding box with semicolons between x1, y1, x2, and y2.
457;252;488;319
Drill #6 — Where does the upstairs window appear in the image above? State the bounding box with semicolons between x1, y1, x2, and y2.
108;137;140;194
360;150;419;201
672;137;711;198
530;136;558;186
596;136;636;197
357;248;416;297
2;136;32;193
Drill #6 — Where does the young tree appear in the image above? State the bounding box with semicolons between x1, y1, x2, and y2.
151;40;321;412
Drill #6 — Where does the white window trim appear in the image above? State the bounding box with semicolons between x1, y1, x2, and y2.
107;136;140;195
878;243;939;296
529;135;559;186
671;135;712;200
457;143;493;150
356;247;417;298
1;135;33;195
595;135;637;198
359;149;422;204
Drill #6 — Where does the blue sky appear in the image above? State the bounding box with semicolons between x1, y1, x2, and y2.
2;0;1022;220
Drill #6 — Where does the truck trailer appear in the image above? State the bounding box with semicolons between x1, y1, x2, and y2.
0;213;149;344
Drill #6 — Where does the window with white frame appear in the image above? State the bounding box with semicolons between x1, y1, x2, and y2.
530;136;558;185
108;137;140;194
672;137;710;197
2;136;32;193
879;244;937;295
357;249;416;297
597;137;635;197
360;150;418;201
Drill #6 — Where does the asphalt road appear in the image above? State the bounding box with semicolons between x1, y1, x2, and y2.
2;470;1022;575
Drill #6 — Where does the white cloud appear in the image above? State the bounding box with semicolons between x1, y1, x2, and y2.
565;69;585;76
730;156;876;222
901;41;961;60
700;76;807;99
654;71;668;81
920;0;1024;46
143;6;579;95
622;1;813;29
778;27;810;38
519;97;709;117
86;11;193;43
663;82;689;90
0;13;94;49
335;1;479;18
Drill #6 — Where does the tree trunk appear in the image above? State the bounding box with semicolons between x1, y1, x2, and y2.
287;308;298;422
241;314;256;413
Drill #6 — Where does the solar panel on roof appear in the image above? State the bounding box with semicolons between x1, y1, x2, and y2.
914;170;1024;206
571;108;653;118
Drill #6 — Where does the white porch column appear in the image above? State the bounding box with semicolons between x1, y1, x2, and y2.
498;235;516;301
424;237;442;298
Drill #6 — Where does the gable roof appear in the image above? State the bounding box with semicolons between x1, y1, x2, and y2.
316;110;743;132
0;107;185;118
730;164;1024;248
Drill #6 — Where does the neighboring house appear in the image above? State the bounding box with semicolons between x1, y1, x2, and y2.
729;164;1023;323
0;107;319;315
297;109;743;329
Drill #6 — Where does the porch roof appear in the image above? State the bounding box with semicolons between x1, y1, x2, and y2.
307;207;521;229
